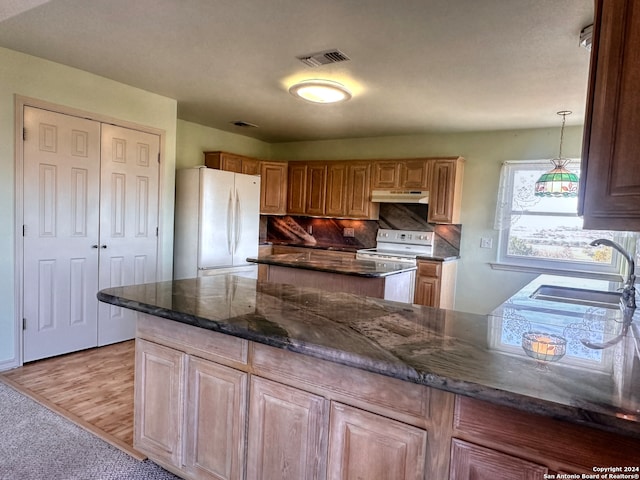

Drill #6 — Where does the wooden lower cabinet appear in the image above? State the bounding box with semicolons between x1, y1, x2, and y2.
453;395;640;476
135;338;248;480
134;315;452;480
414;259;457;309
246;377;328;480
328;402;427;480
184;357;247;480
450;439;547;480
134;338;185;469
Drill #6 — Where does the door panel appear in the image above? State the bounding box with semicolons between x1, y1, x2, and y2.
199;168;235;269
23;106;101;362
232;173;260;266
98;124;160;345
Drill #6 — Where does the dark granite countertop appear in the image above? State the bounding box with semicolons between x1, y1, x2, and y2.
247;253;417;277
97;274;640;440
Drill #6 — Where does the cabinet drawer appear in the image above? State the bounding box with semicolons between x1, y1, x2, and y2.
136;313;248;367
418;261;441;278
454;396;640;470
251;342;437;429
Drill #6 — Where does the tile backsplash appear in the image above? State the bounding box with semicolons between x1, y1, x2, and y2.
264;203;461;255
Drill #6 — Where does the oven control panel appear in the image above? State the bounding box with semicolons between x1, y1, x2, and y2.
376;229;434;246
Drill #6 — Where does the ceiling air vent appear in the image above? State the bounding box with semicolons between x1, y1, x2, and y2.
297;49;351;67
231;120;258;128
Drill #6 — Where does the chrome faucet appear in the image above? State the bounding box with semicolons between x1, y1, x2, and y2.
590;239;636;309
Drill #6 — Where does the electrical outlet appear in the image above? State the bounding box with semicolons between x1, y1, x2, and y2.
343;227;355;237
480;237;493;249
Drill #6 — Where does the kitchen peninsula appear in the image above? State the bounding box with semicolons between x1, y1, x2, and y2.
247;251;417;302
98;275;640;479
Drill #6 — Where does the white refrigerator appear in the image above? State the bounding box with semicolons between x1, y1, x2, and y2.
174;167;261;279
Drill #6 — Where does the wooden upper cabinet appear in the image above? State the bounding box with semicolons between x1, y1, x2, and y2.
287;160;377;219
400;159;431;189
428;158;464;224
287;162;307;214
204;151;259;174
372;161;401;189
578;0;640;230
346;162;377;219
325;162;348;216
372;159;430;190
260;161;287;214
306;163;328;216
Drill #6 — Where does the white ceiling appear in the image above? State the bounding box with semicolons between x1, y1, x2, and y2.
0;0;594;143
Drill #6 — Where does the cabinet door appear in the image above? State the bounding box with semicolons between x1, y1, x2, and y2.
246;376;328;480
400;159;430;189
134;339;185;468
306;163;327;216
328;402;427;480
184;356;248;480
326;162;348;216
260;162;287;214
204;152;243;173
242;158;260;175
414;273;441;308
428;159;461;224
287;163;307;214
345;162;373;218
372;161;400;188
220;153;244;173
450;439;548;480
579;0;640;230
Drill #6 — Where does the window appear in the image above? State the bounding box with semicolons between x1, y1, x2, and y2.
493;160;634;278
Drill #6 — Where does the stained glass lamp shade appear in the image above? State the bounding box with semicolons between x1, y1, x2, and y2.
534;110;579;197
534;158;579;197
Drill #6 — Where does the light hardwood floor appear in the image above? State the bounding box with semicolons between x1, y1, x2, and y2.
0;340;143;459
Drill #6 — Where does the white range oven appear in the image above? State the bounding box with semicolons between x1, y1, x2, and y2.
356;229;434;265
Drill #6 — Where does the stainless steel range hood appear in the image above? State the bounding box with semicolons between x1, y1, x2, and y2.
370;189;429;204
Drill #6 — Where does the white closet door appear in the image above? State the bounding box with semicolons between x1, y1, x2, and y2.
23;106;101;362
98;124;159;346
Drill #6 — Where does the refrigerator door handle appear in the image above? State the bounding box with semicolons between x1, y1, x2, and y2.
234;189;242;254
227;188;234;254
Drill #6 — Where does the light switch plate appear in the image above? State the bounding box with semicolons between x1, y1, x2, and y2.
480;237;493;249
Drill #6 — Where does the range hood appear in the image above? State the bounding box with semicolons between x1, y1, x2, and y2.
370;189;429;204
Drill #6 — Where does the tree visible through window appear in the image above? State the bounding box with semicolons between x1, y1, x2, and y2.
494;160;630;275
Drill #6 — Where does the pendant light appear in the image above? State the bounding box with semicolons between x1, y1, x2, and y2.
534;111;579;197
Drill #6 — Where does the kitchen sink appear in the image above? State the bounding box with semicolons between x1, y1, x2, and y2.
530;285;622;309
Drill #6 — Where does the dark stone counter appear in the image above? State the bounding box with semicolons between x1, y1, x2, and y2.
98;274;640;440
247;253;416;277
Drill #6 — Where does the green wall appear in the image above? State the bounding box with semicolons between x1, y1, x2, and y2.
268;126;585;314
0;47;177;368
176;119;270;169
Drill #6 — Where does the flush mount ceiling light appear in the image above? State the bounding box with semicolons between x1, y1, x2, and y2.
289;79;352;104
534;111;579;198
